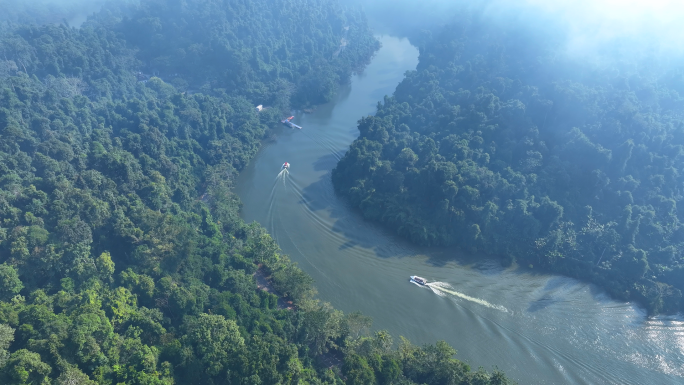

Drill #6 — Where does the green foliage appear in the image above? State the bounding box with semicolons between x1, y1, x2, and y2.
183;314;243;377
101;0;379;108
0;324;14;368
341;333;509;385
0;2;513;384
333;16;684;314
1;349;52;385
343;353;376;385
0;264;23;302
55;366;97;385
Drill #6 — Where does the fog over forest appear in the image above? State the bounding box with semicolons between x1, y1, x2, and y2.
0;0;115;26
346;0;684;69
8;0;684;66
332;0;684;315
1;0;683;384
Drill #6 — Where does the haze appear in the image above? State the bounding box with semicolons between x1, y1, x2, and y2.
351;0;684;70
1;1;683;384
1;0;112;26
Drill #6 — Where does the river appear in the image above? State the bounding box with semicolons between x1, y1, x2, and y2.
235;35;684;385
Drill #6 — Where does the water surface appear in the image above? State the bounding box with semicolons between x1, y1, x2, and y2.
235;35;684;385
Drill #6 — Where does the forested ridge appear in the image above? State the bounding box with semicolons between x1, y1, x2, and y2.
0;1;513;384
2;0;379;108
333;18;684;315
111;0;380;107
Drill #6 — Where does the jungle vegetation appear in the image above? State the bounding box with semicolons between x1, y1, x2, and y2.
0;0;512;384
333;16;684;315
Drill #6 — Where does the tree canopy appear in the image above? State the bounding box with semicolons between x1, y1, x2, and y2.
333;17;684;315
0;1;512;384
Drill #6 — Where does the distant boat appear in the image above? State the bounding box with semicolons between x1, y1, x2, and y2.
410;276;427;286
281;116;302;129
282;162;290;169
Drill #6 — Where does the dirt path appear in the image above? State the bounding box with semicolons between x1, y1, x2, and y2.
317;350;344;370
254;266;294;310
255;267;344;369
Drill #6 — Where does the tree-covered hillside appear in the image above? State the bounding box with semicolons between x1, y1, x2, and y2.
3;0;379;108
333;19;684;315
102;0;379;107
0;1;513;384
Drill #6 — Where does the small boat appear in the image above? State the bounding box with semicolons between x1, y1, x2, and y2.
281;116;302;129
410;276;428;286
282;162;290;169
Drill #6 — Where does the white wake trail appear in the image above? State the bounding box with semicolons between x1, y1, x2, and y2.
267;169;289;234
285;173;348;246
427;281;509;312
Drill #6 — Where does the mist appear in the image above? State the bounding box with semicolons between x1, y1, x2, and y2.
344;0;684;74
0;0;114;26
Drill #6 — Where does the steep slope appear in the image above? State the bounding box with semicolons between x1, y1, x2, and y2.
0;1;513;384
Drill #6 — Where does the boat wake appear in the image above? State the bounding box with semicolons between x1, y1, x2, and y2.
277;168;288;179
426;281;509;312
266;165;342;289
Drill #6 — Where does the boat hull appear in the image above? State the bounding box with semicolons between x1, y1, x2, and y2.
410;275;428;286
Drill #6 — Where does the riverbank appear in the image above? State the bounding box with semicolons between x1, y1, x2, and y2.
235;35;684;385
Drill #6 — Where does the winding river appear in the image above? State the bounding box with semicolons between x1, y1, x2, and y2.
235;36;684;385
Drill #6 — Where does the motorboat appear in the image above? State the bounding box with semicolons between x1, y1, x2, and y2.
410;276;428;286
282;162;290;169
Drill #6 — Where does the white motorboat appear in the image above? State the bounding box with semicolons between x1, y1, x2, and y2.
410;276;428;286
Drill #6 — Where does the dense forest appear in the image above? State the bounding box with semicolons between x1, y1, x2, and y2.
333;15;684;315
0;1;512;384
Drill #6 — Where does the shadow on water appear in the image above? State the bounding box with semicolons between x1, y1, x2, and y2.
235;35;684;385
297;156;511;271
527;295;558;312
311;153;341;173
544;276;578;291
299;84;354;123
297;154;633;317
294;166;413;257
526;278;575;312
587;281;626;305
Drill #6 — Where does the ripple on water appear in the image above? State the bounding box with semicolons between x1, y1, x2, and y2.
235;35;684;385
